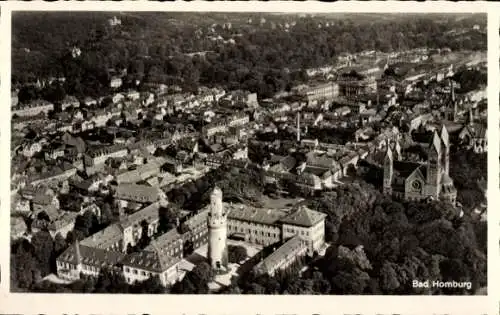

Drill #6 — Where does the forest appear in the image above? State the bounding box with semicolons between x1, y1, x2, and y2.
12;12;486;99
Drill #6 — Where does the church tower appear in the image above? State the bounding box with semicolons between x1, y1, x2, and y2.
207;187;228;271
394;140;402;161
383;141;393;195
440;125;450;175
426;131;442;198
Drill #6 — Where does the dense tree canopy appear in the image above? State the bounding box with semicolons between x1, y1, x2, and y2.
13;13;486;99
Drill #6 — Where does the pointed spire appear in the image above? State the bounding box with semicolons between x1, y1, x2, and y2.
440;125;449;148
394;140;402;160
430;130;441;154
385;140;393;161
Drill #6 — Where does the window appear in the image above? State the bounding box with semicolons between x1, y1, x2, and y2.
125;267;129;273
141;271;146;276
133;269;138;275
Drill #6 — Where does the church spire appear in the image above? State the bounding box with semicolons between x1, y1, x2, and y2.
383;142;393;195
440;125;450;175
394;140;402;161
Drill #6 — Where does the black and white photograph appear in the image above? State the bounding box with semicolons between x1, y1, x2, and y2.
9;10;487;296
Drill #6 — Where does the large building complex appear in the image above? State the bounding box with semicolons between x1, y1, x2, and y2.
55;187;327;285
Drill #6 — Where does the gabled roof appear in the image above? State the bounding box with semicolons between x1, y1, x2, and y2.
279;206;326;228
254;236;306;274
58;243;125;267
462;123;487;139
145;229;181;251
227;203;288;226
393;161;424;179
121;244;181;273
80;223;124;249
440;125;449;148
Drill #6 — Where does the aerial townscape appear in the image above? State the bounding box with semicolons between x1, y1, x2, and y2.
10;12;487;295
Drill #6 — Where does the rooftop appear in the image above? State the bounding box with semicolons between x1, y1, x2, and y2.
254;236;306;274
58;243;126;268
121;244;181;273
279;206;326;228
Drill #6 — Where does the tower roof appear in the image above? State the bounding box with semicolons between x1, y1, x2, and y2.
211;186;223;197
385;142;393;160
429;131;441;154
440;125;449;148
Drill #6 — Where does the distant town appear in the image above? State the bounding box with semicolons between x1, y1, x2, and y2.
10;12;487;295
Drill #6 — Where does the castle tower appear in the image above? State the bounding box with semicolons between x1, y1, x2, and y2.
207;187;228;271
383;141;393;195
426;131;442;198
440;125;450;175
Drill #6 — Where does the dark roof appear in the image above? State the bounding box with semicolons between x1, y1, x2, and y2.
121;246;181;273
58;243;125;267
393;161;423;179
227;204;288;226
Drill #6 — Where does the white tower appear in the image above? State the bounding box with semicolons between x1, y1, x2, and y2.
207;187;228;271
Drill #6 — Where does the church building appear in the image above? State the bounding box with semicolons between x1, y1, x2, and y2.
383;125;457;203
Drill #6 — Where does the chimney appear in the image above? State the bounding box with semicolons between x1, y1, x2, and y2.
296;112;301;142
450;80;455;102
74;240;82;266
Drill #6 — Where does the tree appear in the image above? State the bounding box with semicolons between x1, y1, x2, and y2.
173;261;213;294
54;232;68;256
129;275;166;293
31;230;55;276
74;210;99;238
379;262;401;293
158;205;179;234
100;203;114;225
137;219;152;249
18;85;38;103
94;268;129;293
228;245;248;264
